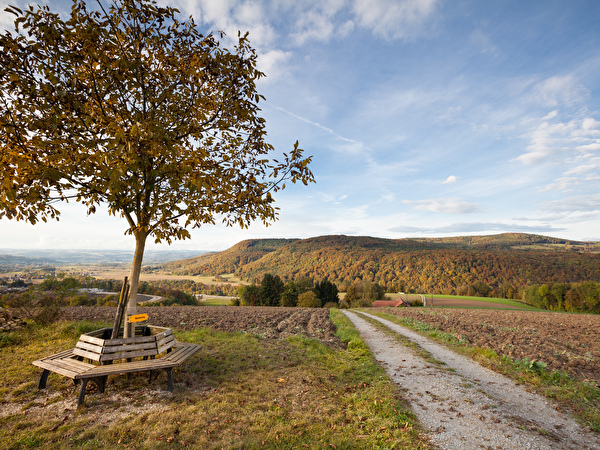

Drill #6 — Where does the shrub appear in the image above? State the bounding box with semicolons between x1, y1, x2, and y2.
297;291;321;308
70;294;92;306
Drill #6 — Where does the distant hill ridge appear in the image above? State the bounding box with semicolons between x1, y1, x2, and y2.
164;233;600;294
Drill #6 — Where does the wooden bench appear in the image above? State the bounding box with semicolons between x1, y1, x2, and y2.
32;325;202;406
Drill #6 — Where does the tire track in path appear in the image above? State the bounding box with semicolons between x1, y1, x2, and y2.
343;310;600;450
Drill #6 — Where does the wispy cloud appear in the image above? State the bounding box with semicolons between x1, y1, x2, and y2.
352;0;439;40
389;222;565;235
403;198;482;214
544;194;600;214
268;103;371;156
516;113;600;165
531;75;589;108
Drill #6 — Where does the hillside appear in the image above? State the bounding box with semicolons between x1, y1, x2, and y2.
164;233;600;294
163;238;298;275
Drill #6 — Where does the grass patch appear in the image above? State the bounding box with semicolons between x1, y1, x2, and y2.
0;314;429;449
429;294;538;310
198;297;232;306
365;310;600;433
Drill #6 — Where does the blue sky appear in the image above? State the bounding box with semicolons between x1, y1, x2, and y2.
2;0;600;252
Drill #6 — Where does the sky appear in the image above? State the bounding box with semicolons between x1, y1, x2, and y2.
2;0;600;253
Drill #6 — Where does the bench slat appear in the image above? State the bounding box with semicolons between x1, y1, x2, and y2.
153;328;174;340
37;348;76;361
99;348;158;361
101;334;157;346
78;334;107;346
156;333;175;347
101;341;157;353
73;347;103;361
157;341;176;355
75;340;104;355
33;359;91;378
164;344;202;364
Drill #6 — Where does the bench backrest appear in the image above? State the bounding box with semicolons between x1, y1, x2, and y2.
73;326;175;363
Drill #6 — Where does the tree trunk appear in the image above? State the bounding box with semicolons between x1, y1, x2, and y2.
125;229;148;338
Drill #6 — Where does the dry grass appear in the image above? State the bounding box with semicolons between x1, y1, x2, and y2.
0;312;428;449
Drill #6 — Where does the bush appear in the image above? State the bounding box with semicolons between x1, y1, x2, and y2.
297;291;321;308
350;297;372;308
3;291;62;325
70;294;92;306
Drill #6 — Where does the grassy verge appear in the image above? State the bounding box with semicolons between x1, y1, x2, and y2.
430;294;538;309
364;310;600;433
198;297;232;306
383;293;538;310
0;314;428;449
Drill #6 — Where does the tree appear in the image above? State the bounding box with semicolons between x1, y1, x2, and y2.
297;291;320;308
238;284;260;306
280;281;298;307
0;0;313;335
258;273;284;306
314;279;339;307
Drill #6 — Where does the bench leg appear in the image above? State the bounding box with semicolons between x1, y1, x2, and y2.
78;380;88;407
38;369;50;389
166;368;173;392
90;377;107;394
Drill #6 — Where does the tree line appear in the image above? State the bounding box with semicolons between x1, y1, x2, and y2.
523;282;600;313
236;274;340;307
235;274;388;308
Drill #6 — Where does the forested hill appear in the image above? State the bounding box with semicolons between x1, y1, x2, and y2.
163;238;299;275
164;233;600;295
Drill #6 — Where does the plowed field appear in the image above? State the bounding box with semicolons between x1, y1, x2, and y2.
376;308;600;382
58;306;340;346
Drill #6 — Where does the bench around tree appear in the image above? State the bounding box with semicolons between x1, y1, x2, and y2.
32;325;202;406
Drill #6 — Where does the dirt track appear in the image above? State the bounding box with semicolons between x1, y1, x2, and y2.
344;310;600;449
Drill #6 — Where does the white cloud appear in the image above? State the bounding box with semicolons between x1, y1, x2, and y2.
352;0;439;40
1;2;18;31
532;75;589;107
544;194;600;214
564;163;600;176
403;198;482;214
257;49;293;81
290;10;337;45
442;175;458;184
516;114;600;165
389;222;564;235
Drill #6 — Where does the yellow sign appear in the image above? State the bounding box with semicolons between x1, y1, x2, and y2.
128;313;149;323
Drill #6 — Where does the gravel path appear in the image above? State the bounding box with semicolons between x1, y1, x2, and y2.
343;310;600;449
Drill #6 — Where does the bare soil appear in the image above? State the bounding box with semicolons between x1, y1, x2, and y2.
377;307;600;382
58;306;340;346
